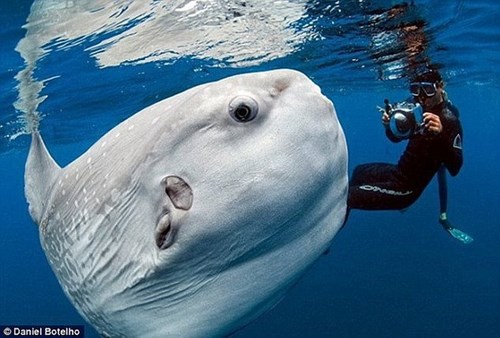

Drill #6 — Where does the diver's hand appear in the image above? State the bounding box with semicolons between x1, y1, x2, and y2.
382;111;390;125
423;112;442;134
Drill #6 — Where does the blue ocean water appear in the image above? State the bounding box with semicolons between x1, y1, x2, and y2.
1;1;499;337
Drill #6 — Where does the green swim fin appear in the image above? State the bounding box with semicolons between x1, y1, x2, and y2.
439;213;474;244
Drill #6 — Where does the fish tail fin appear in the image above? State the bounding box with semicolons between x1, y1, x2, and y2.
25;132;61;224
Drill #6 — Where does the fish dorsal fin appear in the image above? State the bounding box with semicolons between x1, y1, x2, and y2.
25;132;62;224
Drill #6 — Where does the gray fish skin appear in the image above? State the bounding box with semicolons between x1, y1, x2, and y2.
25;69;348;338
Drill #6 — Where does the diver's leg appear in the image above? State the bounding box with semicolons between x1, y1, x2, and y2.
350;163;397;185
348;182;420;210
348;163;421;210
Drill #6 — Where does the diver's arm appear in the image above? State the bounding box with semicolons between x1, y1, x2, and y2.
441;112;463;176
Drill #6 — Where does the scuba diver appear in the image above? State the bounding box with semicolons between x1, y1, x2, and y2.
347;69;473;243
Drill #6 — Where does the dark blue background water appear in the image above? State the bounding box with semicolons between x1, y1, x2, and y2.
1;1;499;337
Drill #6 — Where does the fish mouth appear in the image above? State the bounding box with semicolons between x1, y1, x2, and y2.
155;212;173;250
155;176;193;250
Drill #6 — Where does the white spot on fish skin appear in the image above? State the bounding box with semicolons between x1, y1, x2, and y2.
104;204;113;215
62;190;66;196
76;174;80;180
87;157;92;164
115;132;121;138
83;188;87;194
128;125;135;131
74;200;79;208
101;141;107;148
270;87;280;97
111;189;120;203
40;218;48;235
102;152;107;158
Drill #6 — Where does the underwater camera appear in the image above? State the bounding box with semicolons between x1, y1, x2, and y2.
382;99;424;139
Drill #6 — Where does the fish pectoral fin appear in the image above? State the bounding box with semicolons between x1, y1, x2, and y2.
162;175;193;211
154;176;193;250
24;132;62;224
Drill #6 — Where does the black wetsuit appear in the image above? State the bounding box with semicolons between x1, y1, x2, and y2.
348;99;463;210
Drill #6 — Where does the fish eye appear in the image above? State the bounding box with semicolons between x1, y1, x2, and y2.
229;96;258;123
